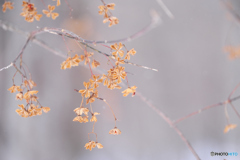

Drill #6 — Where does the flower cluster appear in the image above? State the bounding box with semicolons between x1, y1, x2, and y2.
98;1;119;27
2;0;119;26
2;1;13;12
8;78;50;118
224;46;240;60
85;141;103;151
62;42;137;150
224;124;237;133
42;5;59;20
2;1;60;22
61;52;98;70
20;1;42;22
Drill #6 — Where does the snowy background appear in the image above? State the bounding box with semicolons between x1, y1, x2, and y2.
0;0;240;159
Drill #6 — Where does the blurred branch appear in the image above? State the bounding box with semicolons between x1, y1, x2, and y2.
0;12;159;72
156;0;174;19
43;10;161;44
0;63;13;72
174;81;240;124
136;92;200;160
221;0;240;24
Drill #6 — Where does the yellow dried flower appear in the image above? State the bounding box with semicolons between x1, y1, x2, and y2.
125;48;136;60
20;1;42;22
122;86;137;97
224;124;237;133
90;112;100;122
110;43;124;57
8;85;22;93
61;54;81;69
103;16;119;27
96;142;103;149
85;141;96;151
74;107;89;116
42;107;50;113
98;3;115;18
16;92;23;100
2;1;14;13
42;5;59;20
92;59;100;68
109;127;121;135
53;0;61;6
78;82;94;98
89;75;103;88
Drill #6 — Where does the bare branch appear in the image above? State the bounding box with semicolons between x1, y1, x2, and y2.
174;95;240;124
156;0;174;19
0;63;13;71
136;92;200;160
43;10;161;44
221;0;240;25
0;15;159;72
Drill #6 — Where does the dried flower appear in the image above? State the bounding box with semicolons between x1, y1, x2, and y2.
125;48;136;60
24;79;37;89
96;142;103;149
73;116;88;123
115;56;125;66
20;1;42;22
90;112;100;122
85;141;96;151
78;82;94;98
23;90;38;101
98;3;115;18
122;86;137;97
61;54;81;69
8;85;22;93
224;46;240;60
111;43;124;57
92;59;100;68
42;107;51;113
109;127;121;135
86;90;98;104
16;104;29;118
42;5;59;20
16;92;23;100
53;0;61;6
112;66;126;84
28;104;42;116
2;1;14;13
80;52;93;65
224;124;237;133
74;107;89;116
89;75;103;88
103;16;119;27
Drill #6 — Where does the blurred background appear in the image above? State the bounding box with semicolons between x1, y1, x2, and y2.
0;0;240;159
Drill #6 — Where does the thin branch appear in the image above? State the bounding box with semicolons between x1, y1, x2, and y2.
229;102;240;120
174;96;240;124
228;81;240;99
221;0;240;25
0;17;159;72
136;92;200;160
43;11;161;44
81;42;158;71
156;0;174;19
13;34;33;64
0;63;13;72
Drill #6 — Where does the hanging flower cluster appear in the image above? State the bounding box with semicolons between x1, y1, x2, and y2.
8;74;50;118
2;0;60;22
60;42;137;150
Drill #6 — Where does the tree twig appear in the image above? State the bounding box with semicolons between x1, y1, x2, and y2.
136;92;200;160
